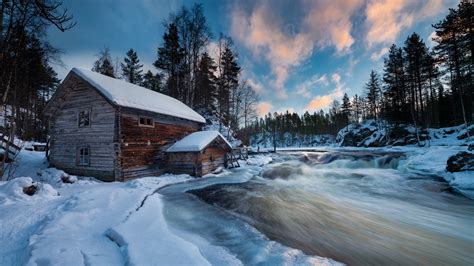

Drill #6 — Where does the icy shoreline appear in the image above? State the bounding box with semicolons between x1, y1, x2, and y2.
1;141;472;265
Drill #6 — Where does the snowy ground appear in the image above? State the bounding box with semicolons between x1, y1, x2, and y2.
1;149;196;265
1;130;472;265
1;150;338;265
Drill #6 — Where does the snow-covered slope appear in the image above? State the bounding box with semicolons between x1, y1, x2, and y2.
337;120;473;147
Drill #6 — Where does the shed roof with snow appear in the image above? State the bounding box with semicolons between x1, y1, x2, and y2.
68;68;205;123
166;131;232;153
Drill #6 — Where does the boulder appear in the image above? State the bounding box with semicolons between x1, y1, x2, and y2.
23;184;37;196
446;151;474;172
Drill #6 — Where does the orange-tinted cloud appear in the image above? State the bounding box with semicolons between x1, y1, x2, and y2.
231;0;362;99
366;0;449;47
305;73;344;111
256;102;273;116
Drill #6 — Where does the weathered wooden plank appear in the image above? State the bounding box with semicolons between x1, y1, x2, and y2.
48;76;118;176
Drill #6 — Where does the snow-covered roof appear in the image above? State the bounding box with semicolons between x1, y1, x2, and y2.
166;131;232;152
71;68;205;123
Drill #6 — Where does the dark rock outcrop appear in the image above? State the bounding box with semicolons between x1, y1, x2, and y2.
446;151;474;173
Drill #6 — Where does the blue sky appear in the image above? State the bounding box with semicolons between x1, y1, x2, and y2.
48;0;459;116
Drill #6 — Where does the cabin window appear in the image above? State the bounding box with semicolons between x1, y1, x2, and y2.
138;116;154;127
78;110;90;127
77;147;90;166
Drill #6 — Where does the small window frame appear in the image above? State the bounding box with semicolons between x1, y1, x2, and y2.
77;146;90;166
78;109;91;128
138;116;154;128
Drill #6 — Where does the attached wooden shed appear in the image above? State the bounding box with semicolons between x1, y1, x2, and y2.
44;68;206;181
166;131;233;176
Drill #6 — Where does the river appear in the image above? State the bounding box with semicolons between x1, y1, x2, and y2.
160;150;474;265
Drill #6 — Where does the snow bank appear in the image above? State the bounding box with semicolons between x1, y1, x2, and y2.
167;130;232;152
0;177;58;204
106;195;215;266
72;68;205;123
398;146;466;177
450;171;474;190
25;175;192;266
246;155;273;166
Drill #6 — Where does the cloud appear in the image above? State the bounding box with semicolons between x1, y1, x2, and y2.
256;102;273;116
296;74;329;98
370;47;389;61
230;0;363;99
305;72;344;111
247;78;266;95
366;0;450;47
304;0;363;53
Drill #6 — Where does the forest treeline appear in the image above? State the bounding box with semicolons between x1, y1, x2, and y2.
242;0;473;142
91;4;259;133
0;0;74;140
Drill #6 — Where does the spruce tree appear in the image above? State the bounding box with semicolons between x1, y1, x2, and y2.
341;93;351;124
194;52;217;115
154;23;185;99
142;70;162;92
92;48;115;78
365;70;381;120
121;48;143;84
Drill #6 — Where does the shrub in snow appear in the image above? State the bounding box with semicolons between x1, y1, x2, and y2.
0;177;59;203
212;166;224;174
37;168;78;187
23;184;37;196
61;173;78;184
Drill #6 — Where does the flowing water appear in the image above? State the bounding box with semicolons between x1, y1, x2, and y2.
161;150;474;265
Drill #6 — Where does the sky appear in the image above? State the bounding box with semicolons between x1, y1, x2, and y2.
48;0;460;116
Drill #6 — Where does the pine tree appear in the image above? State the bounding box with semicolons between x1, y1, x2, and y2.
141;70;162;92
92;48;115;78
404;33;430;126
365;70;381;120
382;44;409;124
154;23;185;99
194;52;217;115
433;1;472;126
121;48;143;84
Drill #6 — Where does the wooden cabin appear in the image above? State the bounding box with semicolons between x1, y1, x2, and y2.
44;68;206;181
166;131;233;176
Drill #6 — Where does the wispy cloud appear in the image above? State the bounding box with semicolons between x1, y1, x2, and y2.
305;73;344;111
370;47;389;61
296;74;329;98
247;78;266;95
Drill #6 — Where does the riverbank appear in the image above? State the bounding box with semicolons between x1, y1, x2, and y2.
1;143;472;265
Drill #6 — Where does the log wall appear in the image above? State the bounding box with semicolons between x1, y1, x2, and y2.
119;109;201;180
167;145;227;176
48;75;117;181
